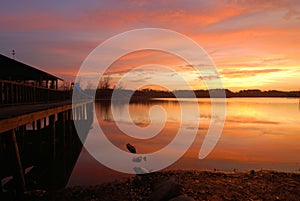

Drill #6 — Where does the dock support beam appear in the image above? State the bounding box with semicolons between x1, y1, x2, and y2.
49;115;56;160
10;129;26;197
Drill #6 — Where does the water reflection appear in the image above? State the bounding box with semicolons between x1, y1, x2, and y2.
68;98;300;186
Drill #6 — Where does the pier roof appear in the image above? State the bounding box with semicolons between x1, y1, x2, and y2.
0;54;62;81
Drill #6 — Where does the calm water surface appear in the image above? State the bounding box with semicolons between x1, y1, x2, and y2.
68;98;300;186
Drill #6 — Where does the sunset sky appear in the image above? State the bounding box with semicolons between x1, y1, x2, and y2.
1;0;300;91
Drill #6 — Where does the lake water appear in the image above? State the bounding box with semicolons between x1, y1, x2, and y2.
67;98;300;186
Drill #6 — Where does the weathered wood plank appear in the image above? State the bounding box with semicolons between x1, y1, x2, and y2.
0;101;92;133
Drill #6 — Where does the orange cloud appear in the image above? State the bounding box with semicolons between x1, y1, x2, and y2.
221;69;283;78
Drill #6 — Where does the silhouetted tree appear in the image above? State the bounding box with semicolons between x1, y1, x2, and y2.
98;75;112;90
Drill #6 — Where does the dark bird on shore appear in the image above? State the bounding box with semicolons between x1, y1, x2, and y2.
126;143;136;153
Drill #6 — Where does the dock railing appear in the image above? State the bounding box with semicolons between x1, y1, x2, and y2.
0;79;71;105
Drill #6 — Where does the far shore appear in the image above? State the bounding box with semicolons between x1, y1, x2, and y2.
23;169;300;201
92;88;300;103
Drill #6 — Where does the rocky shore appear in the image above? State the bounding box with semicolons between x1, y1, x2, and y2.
25;170;300;201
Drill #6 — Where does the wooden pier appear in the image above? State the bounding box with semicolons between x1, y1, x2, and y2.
0;53;94;199
0;100;93;199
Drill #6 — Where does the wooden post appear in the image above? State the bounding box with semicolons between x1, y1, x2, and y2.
19;125;26;154
44;117;47;127
69;109;73;121
37;119;41;130
80;105;83;120
15;84;18;103
20;85;23;102
78;106;81;120
33;86;36;103
0;81;2;104
69;109;73;128
10;83;13;104
87;102;93;124
2;82;4;103
49;115;56;160
32;121;36;131
0;179;2;195
67;109;73;149
75;106;79;121
82;104;86;120
58;112;66;148
0;135;3;195
60;111;67;178
78;106;82;120
8;82;11;103
23;85;27;102
10;129;26;197
3;82;7;103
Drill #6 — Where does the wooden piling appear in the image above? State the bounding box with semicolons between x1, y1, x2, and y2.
0;135;3;195
58;111;66;148
49;115;56;160
82;104;86;120
67;109;73;147
79;106;83;120
37;119;41;130
44;117;47;127
32;121;36;131
10;129;26;197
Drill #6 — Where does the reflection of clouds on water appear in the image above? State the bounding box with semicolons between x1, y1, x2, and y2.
94;98;300;167
114;120;150;127
185;126;206;131
69;98;300;185
226;117;280;125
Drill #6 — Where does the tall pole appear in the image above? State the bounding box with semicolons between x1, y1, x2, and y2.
11;50;16;60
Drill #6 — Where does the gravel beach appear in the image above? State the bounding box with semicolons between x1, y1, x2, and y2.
23;169;300;201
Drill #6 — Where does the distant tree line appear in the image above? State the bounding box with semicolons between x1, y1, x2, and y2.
92;75;300;100
226;89;300;98
94;88;300;101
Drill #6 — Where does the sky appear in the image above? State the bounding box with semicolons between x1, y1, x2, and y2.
1;0;300;91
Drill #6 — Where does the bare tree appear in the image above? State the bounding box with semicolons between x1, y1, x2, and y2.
98;75;112;90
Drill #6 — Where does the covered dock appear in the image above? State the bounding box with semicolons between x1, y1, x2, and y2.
0;54;62;89
0;54;68;104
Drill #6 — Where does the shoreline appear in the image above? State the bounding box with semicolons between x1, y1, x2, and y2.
24;169;300;201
